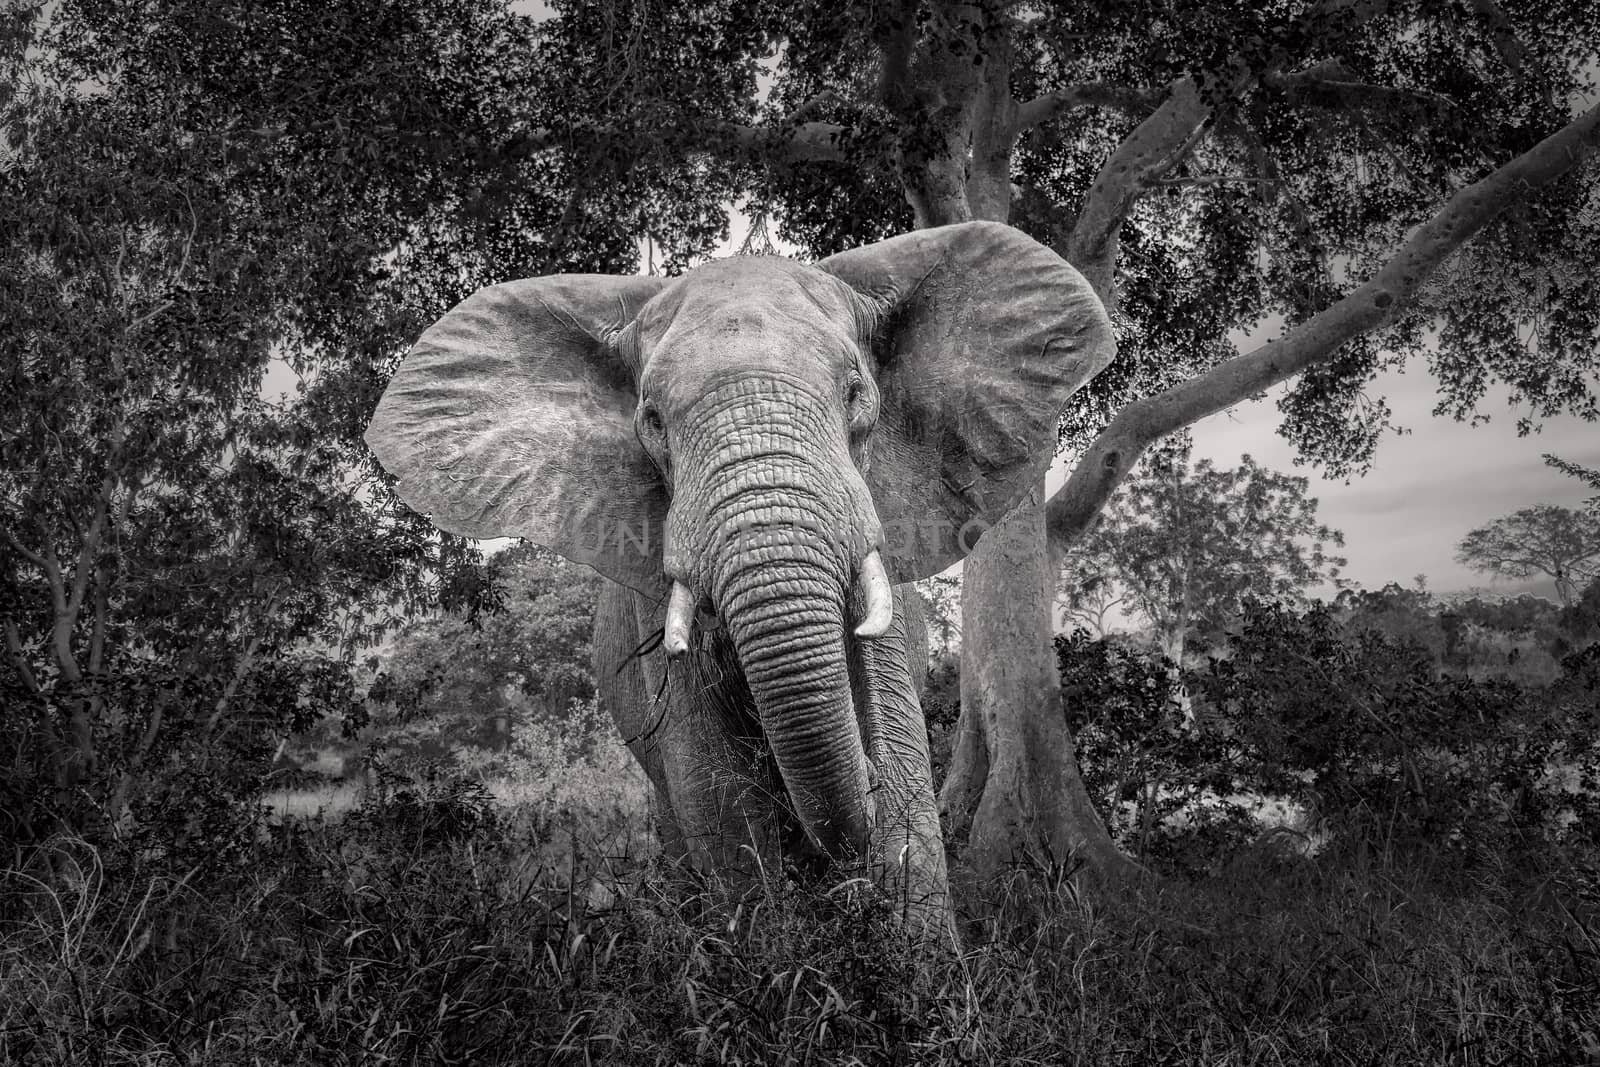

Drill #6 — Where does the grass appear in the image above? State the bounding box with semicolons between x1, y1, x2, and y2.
3;706;1596;1064
2;788;1596;1066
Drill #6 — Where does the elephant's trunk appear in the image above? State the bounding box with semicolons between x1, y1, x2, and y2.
666;381;878;861
712;533;873;861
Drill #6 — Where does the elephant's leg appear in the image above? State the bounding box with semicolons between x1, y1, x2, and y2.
902;584;930;702
630;591;790;878
593;579;686;860
850;584;952;937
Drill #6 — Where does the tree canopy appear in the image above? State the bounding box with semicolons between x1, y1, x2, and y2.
370;544;602;754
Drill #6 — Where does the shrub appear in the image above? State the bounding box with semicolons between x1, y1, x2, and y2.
1056;601;1600;874
1196;600;1600;858
1057;629;1264;870
922;652;961;791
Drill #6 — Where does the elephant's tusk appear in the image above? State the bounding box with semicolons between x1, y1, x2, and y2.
663;581;695;658
853;549;894;638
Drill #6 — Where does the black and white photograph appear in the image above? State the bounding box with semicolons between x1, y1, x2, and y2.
2;0;1598;1062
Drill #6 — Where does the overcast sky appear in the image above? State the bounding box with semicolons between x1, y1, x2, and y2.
1167;370;1594;598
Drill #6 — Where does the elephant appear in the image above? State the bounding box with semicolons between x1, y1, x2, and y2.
364;221;1114;934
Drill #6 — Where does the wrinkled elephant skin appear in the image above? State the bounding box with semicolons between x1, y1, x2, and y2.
364;222;1116;935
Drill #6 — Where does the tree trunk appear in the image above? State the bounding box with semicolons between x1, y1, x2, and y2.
942;485;1143;890
899;0;1600;903
1163;626;1194;729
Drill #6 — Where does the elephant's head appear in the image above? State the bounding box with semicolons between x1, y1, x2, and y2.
365;221;1113;864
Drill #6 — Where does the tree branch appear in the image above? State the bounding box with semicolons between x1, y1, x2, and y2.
1463;0;1531;84
65;491;109;629
1062;0;1403;305
871;0;920;112
1065;77;1211;302
968;21;1018;222
1015;83;1157;131
64;421;123;630
1047;100;1600;558
3;617;42;696
2;527;47;570
40;543;66;619
1217;114;1337;296
1264;61;1458;116
1466;0;1554;109
203;587;283;738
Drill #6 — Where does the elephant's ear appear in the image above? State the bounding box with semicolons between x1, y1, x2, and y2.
365;275;670;594
819;221;1115;581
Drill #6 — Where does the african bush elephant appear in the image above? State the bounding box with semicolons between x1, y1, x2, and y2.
365;221;1114;932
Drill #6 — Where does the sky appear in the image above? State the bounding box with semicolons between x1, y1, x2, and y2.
1171;368;1595;599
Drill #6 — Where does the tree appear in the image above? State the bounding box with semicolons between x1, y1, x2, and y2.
1061;443;1346;665
753;0;1600;887
31;0;1600;891
914;576;962;662
1456;505;1600;606
1334;581;1447;663
1194;599;1600;855
0;2;526;845
370;544;602;756
1558;576;1600;652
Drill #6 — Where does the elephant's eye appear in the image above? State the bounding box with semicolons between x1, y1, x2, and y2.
845;377;865;410
640;405;663;436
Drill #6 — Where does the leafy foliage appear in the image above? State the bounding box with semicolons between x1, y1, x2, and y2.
1059;593;1600;871
1560;576;1600;652
1330;579;1593;680
1061;443;1346;659
1198;600;1600;855
1013;1;1600;465
0;15;435;848
1057;629;1251;868
1333;581;1447;661
364;543;602;763
912;575;960;661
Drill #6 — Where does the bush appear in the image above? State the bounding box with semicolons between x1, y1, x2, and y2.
1056;601;1600;874
1198;601;1600;858
922;652;961;791
1056;630;1267;871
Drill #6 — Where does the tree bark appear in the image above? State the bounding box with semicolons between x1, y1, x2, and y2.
944;485;1145;887
941;75;1214;890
